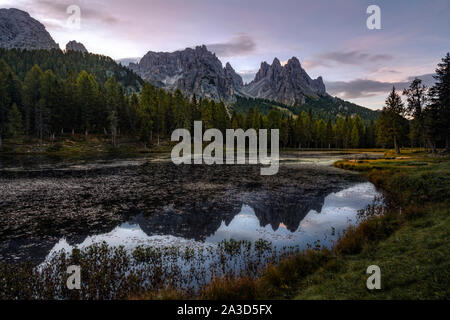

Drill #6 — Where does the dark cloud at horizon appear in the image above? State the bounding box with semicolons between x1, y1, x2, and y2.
326;74;436;99
207;34;256;57
304;50;394;69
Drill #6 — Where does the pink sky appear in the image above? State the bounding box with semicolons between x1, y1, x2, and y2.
2;0;449;109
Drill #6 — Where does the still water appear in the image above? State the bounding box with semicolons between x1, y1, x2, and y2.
45;182;380;261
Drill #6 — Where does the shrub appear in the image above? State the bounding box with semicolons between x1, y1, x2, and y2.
200;276;258;300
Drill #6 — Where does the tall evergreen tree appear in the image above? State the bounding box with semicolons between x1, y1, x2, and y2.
403;78;431;151
23;65;43;137
427;53;450;151
6;103;23;140
326;119;333;148
0;61;11;148
379;87;406;154
39;70;59;140
351;123;360;148
75;71;99;136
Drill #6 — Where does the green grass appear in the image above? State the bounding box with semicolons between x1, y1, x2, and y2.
1;147;447;300
289;152;450;299
195;150;450;300
294;203;449;299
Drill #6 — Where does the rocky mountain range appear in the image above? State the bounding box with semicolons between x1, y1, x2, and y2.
130;45;328;106
243;57;327;105
0;8;59;50
129;45;243;103
0;7;371;116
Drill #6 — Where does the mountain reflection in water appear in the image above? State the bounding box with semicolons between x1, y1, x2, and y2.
45;182;380;260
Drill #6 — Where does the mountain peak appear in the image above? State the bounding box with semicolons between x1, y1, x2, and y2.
66;40;88;53
130;45;243;103
242;56;327;106
195;45;209;53
272;58;281;67
286;56;301;67
0;8;59;50
127;43;326;106
4;8;30;16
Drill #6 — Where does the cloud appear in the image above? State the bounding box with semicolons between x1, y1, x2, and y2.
304;50;393;69
21;0;119;26
207;34;256;57
326;74;436;100
237;69;258;84
116;57;141;66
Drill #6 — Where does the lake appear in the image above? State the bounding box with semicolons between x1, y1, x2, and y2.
0;152;382;266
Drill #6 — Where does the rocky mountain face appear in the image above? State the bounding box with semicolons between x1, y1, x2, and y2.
241;57;327;105
0;8;59;50
129;45;244;103
65;40;88;53
131;45;327;105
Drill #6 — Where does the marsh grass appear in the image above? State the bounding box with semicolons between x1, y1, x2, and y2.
292;152;450;299
1;151;448;300
186;152;449;300
0;239;300;300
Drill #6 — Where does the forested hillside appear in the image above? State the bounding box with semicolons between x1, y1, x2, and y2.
0;50;448;152
233;95;380;122
0;49;143;92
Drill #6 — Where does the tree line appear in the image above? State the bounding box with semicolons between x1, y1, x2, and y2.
0;52;449;152
230;107;376;149
377;53;449;153
0;59;377;150
0;48;142;91
0;59;232;148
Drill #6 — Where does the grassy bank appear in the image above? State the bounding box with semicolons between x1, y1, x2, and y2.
193;150;449;300
292;152;449;299
0;149;448;300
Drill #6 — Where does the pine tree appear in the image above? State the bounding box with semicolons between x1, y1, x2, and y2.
75;71;99;136
300;111;312;148
0;61;11;148
6;103;23;140
39;70;59;140
334;116;345;148
139;83;157;142
62;72;78;134
293;116;303;149
105;77;126;133
316;119;327;148
23;65;43;137
251;108;261;132
214;102;230;134
200;99;213;130
351;123;360;148
127;93;140;135
107;110;118;147
427;53;450;151
154;92;166;145
403;78;431;151
326;119;333;148
0;60;22;146
366;120;376;148
245;107;255;130
381;87;406;154
280;119;289;147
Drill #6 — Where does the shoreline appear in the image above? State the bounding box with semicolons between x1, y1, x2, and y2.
0;150;447;299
